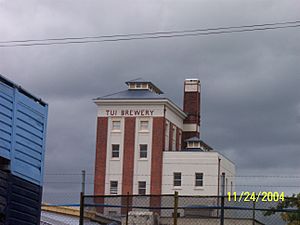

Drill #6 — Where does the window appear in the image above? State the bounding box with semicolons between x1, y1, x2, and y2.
112;144;120;158
110;181;118;194
108;211;117;217
112;120;121;131
136;83;141;88
195;173;204;187
139;144;147;158
138;181;146;195
178;131;182;150
187;141;200;148
140;120;149;131
173;172;181;187
165;122;169;150
172;126;176;150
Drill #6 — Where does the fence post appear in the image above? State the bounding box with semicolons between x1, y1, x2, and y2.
126;192;129;225
252;201;256;225
173;191;178;225
79;192;84;225
220;173;225;225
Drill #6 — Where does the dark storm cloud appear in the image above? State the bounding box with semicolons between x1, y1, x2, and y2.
1;0;300;202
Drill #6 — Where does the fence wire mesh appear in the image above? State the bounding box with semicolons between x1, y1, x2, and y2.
81;194;300;225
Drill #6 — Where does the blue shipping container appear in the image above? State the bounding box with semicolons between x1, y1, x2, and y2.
0;170;9;223
0;75;48;186
0;169;42;225
5;173;43;225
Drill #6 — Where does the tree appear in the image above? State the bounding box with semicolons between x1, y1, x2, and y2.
264;193;300;225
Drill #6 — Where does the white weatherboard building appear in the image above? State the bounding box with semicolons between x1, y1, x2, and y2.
93;79;235;202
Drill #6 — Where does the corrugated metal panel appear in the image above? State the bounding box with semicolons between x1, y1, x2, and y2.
0;76;48;186
0;170;9;224
41;211;101;225
0;82;14;160
5;174;42;225
11;90;48;185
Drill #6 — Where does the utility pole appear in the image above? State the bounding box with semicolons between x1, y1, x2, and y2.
79;170;86;225
217;158;221;217
81;170;86;194
220;172;225;225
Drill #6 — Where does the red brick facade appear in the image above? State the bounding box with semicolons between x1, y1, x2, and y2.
94;117;108;196
150;117;165;209
183;92;200;125
122;117;136;195
183;90;200;146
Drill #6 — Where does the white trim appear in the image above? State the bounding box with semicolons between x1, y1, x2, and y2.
94;99;187;119
183;124;198;132
172;187;182;190
194;187;205;190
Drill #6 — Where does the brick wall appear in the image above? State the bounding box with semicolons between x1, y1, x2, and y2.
183;90;201;146
121;117;136;214
94;117;108;196
150;117;165;210
122;117;136;195
183;92;200;125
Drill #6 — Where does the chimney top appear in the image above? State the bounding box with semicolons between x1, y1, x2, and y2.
185;78;200;82
184;78;200;92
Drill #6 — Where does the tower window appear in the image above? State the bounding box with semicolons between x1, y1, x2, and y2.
140;120;149;131
112;120;121;131
173;172;181;187
138;181;146;195
112;144;120;158
110;181;118;194
139;144;148;158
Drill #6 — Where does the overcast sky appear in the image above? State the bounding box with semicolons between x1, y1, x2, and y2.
0;0;299;203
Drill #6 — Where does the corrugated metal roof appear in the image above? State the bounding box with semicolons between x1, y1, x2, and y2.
184;136;201;142
41;211;100;225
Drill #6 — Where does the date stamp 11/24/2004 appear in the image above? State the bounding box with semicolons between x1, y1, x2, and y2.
227;192;285;202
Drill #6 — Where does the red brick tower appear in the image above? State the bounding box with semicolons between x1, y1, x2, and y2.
182;79;201;147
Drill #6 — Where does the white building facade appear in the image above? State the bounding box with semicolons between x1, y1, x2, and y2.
94;79;235;202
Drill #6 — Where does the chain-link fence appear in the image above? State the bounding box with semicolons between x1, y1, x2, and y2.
80;194;300;225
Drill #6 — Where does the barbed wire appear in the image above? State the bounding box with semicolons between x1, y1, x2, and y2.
44;173;300;178
43;181;300;188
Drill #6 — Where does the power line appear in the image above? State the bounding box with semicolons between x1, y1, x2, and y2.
1;20;300;48
1;19;300;44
